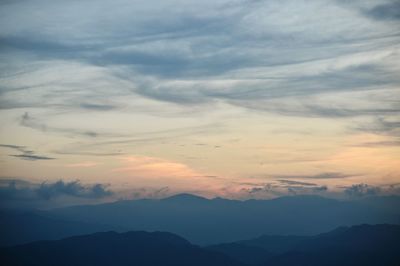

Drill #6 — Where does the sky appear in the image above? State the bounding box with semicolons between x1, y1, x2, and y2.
0;0;399;205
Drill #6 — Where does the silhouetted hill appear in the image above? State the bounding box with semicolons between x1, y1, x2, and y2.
0;231;243;266
46;194;400;244
237;234;308;254
206;243;273;265
205;233;308;264
265;224;400;266
164;193;209;202
207;224;400;266
0;210;120;247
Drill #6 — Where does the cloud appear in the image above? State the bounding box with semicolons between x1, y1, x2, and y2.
127;186;170;199
276;172;355;179
343;183;381;198
66;161;99;168
36;180;112;200
363;1;400;21
287;185;328;195
0;0;399;196
112;155;200;179
79;103;117;111
355;117;400;136
0;144;28;153
237;180;400;199
0;0;397;119
237;179;329;199
0;179;113;202
10;154;55;161
277;180;318;186
20;112;99;138
354;140;400;147
0;144;55;161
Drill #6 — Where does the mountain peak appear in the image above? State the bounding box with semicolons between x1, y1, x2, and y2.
163;193;208;202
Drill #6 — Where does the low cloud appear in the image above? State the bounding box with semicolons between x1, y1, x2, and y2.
0;179;113;209
238;180;329;199
287;185;328;195
36;180;113;200
237;180;400;199
343;183;381;198
128;186;170;199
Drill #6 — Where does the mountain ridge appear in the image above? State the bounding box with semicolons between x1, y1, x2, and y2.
1;224;399;266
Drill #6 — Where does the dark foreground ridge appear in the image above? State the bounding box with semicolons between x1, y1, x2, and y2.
0;231;242;266
208;224;400;266
0;210;123;247
1;224;399;266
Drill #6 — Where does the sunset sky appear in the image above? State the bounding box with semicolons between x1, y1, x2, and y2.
0;0;399;202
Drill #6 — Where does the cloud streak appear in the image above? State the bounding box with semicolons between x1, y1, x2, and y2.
275;172;355;179
0;0;398;119
0;144;55;161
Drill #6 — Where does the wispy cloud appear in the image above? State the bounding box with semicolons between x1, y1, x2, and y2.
0;0;398;118
275;172;355;179
353;140;400;147
0;144;55;161
11;154;55;161
362;1;400;21
20;112;99;138
65;161;99;168
355;117;400;136
277;180;318;186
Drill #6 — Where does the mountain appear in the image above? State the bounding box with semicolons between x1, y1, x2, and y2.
206;243;273;265
46;194;400;244
0;210;120;247
237;234;308;254
265;224;400;266
164;193;209;202
0;231;243;266
209;224;400;266
1;224;398;266
205;232;308;264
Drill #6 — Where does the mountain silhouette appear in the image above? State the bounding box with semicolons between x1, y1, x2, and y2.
0;231;243;266
0;210;122;247
236;234;308;254
209;224;400;266
45;194;400;244
206;242;273;265
265;224;400;266
1;224;399;266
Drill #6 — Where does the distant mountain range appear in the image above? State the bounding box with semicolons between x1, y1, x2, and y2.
46;194;400;244
1;224;399;266
0;210;124;247
1;194;399;246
